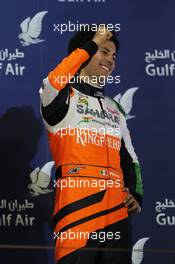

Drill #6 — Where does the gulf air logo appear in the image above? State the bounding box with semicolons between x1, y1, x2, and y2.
28;161;54;196
114;87;138;120
18;11;48;46
132;237;149;264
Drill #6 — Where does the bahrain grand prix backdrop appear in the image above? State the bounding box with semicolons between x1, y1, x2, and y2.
0;1;175;264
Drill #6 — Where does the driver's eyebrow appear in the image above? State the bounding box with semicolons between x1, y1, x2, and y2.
100;47;116;56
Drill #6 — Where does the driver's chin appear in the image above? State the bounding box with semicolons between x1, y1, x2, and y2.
99;72;109;79
99;67;111;77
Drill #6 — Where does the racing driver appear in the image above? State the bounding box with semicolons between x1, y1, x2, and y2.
40;25;143;264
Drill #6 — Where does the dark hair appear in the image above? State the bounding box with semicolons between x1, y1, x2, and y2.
68;24;119;54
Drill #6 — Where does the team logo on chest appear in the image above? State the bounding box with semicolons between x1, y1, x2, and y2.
77;93;89;106
76;104;119;124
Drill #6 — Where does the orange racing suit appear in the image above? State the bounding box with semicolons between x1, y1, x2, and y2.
40;40;143;263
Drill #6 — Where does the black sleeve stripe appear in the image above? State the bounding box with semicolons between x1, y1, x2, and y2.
120;139;143;207
82;41;98;57
41;84;70;126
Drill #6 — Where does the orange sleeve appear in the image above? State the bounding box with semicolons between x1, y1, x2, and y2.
48;48;90;91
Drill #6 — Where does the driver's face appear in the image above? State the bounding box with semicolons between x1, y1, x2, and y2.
82;40;117;79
